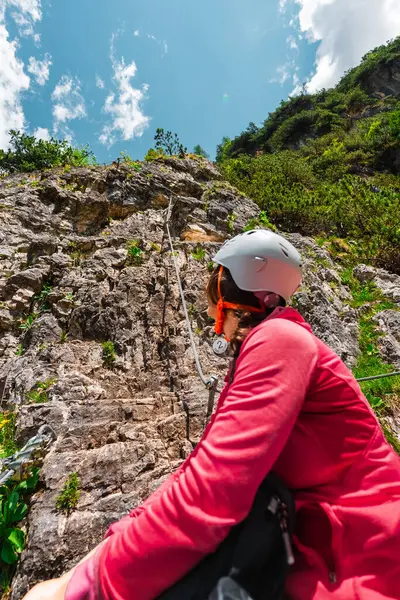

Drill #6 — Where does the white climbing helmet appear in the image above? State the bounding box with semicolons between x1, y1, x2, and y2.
212;229;302;302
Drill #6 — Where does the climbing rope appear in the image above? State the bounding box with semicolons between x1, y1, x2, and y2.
164;196;400;413
165;197;218;401
356;371;400;383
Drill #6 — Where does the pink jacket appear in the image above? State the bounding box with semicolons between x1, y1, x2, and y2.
65;308;400;600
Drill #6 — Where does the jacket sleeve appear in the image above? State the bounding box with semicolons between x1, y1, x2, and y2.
104;462;187;537
68;319;318;600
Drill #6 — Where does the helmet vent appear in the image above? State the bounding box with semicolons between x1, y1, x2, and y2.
279;243;289;258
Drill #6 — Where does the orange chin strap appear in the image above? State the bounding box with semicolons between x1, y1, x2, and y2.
214;266;265;337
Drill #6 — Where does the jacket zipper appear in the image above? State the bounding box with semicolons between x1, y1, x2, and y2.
268;496;295;566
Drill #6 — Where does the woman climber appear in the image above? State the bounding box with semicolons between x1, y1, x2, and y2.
23;229;400;600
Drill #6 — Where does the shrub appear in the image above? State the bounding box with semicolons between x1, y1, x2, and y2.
102;341;116;368
56;473;80;513
0;130;96;174
144;148;166;162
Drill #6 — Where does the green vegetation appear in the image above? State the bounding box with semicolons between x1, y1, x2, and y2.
191;247;206;261
25;379;56;404
102;341;117;368
19;313;38;332
35;282;53;311
339;271;400;451
119;151;142;171
127;240;144;265
154;128;187;157
0;467;39;593
193;145;209;158
216;37;400;273
15;344;24;357
55;473;80;513
227;212;237;233
338;37;400;92
0;413;16;459
59;330;69;344
144;148;166;162
244;211;277;232
0;130;96;174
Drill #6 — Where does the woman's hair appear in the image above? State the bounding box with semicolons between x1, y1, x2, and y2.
206;265;283;358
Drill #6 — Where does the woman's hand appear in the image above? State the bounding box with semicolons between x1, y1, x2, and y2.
21;572;71;600
21;539;108;600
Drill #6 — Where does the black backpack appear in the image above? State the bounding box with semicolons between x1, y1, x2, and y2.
157;472;295;600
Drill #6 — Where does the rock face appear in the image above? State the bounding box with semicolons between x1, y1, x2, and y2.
0;157;399;598
362;56;400;99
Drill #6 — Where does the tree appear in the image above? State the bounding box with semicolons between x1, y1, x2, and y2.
154;129;187;157
193;144;209;158
215;137;232;163
0;130;96;174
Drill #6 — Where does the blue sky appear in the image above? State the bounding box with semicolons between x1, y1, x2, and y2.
1;0;399;163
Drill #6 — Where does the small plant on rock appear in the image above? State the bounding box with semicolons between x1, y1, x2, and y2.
0;412;16;458
127;240;143;265
191;247;206;261
15;344;24;356
19;313;38;331
25;379;56;404
102;341;116;368
36;282;53;311
227;212;237;233
56;473;80;513
120;151;142;171
59;330;69;344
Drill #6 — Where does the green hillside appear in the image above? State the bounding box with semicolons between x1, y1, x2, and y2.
217;37;400;274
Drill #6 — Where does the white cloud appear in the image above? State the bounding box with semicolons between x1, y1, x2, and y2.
270;60;299;86
279;0;290;12
96;75;105;89
0;22;30;148
271;64;291;85
0;0;44;148
27;52;51;85
34;126;50;140
99;43;150;146
133;29;140;37
9;0;41;40
51;75;86;133
287;35;298;51
7;0;41;22
291;0;400;92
